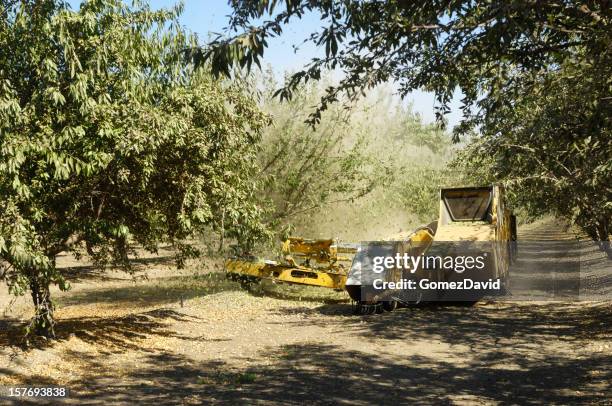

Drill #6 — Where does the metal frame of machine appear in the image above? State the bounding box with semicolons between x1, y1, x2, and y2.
225;237;357;290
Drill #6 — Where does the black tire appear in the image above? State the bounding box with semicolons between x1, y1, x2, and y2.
238;275;260;291
383;300;398;312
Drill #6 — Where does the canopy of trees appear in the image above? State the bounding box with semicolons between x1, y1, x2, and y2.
0;0;268;337
204;0;611;249
256;71;381;235
256;73;454;240
454;56;611;254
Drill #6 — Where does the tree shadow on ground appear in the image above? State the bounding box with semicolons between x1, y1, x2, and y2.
57;273;240;308
0;318;29;348
2;301;610;405
59;264;127;283
8;340;610;405
58;255;178;283
509;236;610;300
273;301;612;347
0;309;196;352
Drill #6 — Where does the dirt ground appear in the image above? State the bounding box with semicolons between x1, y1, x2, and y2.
1;218;610;405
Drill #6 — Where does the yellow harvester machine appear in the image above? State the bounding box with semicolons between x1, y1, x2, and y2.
345;184;517;311
225;185;517;311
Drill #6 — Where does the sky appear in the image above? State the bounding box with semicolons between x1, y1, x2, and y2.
68;0;463;128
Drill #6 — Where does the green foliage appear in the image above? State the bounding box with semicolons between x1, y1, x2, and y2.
265;81;455;239
0;0;268;336
256;70;384;236
204;1;609;135
453;56;611;250
257;72;450;239
207;0;611;244
398;168;457;223
360;94;456;227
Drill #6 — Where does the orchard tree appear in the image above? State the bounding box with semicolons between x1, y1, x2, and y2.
453;57;611;255
202;1;609;133
0;0;268;337
201;0;611;244
256;70;382;232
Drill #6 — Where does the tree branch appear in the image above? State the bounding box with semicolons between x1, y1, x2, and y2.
46;233;84;258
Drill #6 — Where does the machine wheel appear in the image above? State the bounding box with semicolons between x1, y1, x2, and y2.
237;275;260;291
382;300;398;312
364;302;377;314
352;301;365;315
353;301;381;315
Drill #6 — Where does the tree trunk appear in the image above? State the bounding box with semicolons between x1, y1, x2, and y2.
28;273;55;338
597;218;611;259
218;208;225;253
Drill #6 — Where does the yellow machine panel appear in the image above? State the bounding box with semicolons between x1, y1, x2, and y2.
225;237;356;290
